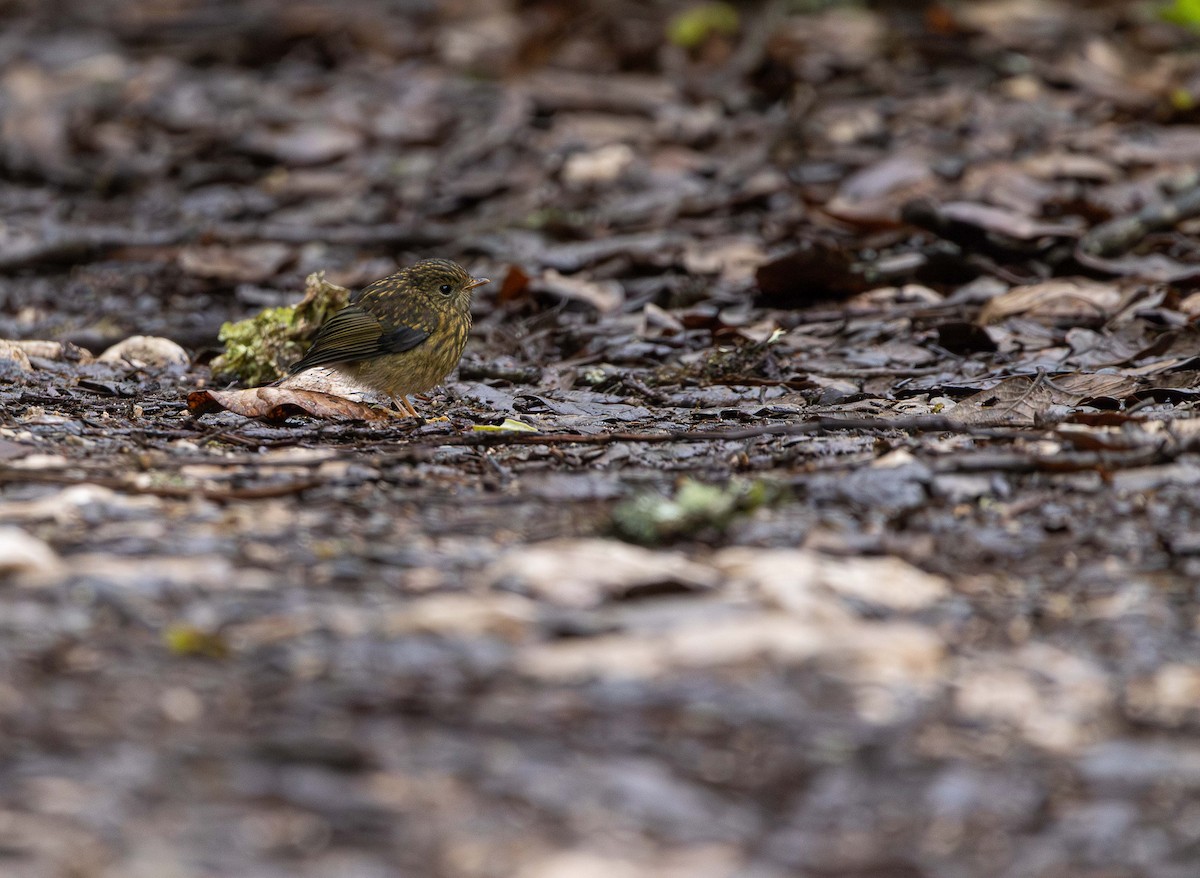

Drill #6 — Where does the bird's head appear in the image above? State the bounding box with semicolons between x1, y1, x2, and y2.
408;258;490;310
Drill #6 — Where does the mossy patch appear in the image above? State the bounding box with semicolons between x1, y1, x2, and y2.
612;478;780;545
211;271;351;386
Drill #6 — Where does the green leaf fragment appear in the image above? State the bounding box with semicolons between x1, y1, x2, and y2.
164;623;229;659
1162;0;1200;28
612;477;779;545
668;2;740;49
472;418;539;432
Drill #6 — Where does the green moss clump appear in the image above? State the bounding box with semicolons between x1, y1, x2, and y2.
211;271;351;386
612;478;779;545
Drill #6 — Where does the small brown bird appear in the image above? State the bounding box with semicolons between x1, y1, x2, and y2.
289;258;489;417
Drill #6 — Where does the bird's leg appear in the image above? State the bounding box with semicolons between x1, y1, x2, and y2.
386;395;422;420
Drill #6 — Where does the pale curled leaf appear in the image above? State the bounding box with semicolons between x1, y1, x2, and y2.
472;418;538;433
178;243;292;283
935;201;1084;241
0;526;62;579
825;153;937;224
1074;248;1200;283
187;387;393;422
0;341;32;373
2;339;92;363
716;548;948;613
978;280;1125;325
535;269;623;312
99;336;190;368
950;372;1140;427
485;539;718;608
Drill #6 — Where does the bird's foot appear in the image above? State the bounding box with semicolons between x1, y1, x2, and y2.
385;395;425;420
378;406;422;423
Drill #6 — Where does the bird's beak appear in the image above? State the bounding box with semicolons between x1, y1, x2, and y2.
466;276;490;290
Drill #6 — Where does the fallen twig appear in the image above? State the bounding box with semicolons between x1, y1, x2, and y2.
929;445;1166;474
1079;178;1200;257
0;226;189;272
371;415;986;457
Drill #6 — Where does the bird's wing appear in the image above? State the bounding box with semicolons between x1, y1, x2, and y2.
288;305;430;373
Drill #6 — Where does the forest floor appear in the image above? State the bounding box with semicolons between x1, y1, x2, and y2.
4;1;1200;876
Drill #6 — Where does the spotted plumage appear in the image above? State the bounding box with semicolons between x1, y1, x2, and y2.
289;258;488;417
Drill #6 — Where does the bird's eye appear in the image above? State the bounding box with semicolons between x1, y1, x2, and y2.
439;284;453;295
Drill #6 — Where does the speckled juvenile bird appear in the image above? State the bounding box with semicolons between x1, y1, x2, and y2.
289;258;489;417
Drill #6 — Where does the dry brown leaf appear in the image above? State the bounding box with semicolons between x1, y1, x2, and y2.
242;125;364;166
754;241;867;305
1074;249;1200;283
681;237;767;283
934;201;1084;241
187;387;393;422
0;526;62;579
562;143;635;186
178;244;293;283
824;153;936;225
955;0;1072;49
497;264;532;305
1;340;92;363
715;548;948;613
1021;152;1117;182
950;372;1140;427
1109;127;1200;165
485;539;718;608
978;280;1124;325
535;269;623;312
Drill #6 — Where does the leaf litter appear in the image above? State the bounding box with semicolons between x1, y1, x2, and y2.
4;2;1200;877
